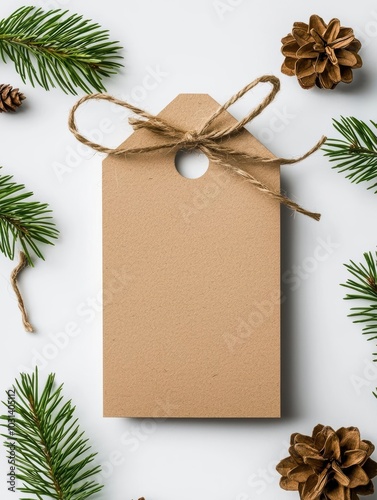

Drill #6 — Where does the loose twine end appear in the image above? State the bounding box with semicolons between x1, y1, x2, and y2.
11;251;34;333
307;211;321;221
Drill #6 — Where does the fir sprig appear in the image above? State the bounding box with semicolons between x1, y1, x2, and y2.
342;251;377;362
323;117;377;192
0;6;123;95
1;369;103;499
0;168;58;265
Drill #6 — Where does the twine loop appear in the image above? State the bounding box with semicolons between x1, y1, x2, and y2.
69;75;326;220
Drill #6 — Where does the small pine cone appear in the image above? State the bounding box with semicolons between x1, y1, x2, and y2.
0;84;26;113
277;424;377;500
281;15;362;89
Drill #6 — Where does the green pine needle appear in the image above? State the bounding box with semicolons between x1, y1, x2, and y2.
342;251;377;362
323;117;377;192
0;6;123;95
1;369;103;499
0;168;59;266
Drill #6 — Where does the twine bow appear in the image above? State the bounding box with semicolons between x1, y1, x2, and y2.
69;75;326;220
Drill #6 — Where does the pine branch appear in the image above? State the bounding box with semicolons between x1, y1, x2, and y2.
0;6;123;95
342;251;377;362
323;117;377;192
0;168;59;266
1;369;103;500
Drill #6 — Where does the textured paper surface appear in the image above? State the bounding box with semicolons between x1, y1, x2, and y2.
103;94;280;418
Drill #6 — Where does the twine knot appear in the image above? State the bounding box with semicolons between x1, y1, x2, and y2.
68;75;326;220
183;130;200;146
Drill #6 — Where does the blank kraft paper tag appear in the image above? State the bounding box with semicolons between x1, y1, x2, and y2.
103;93;281;418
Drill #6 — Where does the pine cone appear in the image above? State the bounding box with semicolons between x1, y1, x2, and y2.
0;84;25;112
277;424;377;500
281;15;362;89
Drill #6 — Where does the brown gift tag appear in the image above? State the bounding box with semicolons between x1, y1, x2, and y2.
69;75;324;418
103;93;281;418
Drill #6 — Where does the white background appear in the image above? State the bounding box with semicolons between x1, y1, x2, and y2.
1;0;377;499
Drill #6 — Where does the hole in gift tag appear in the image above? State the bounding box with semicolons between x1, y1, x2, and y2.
175;149;209;179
